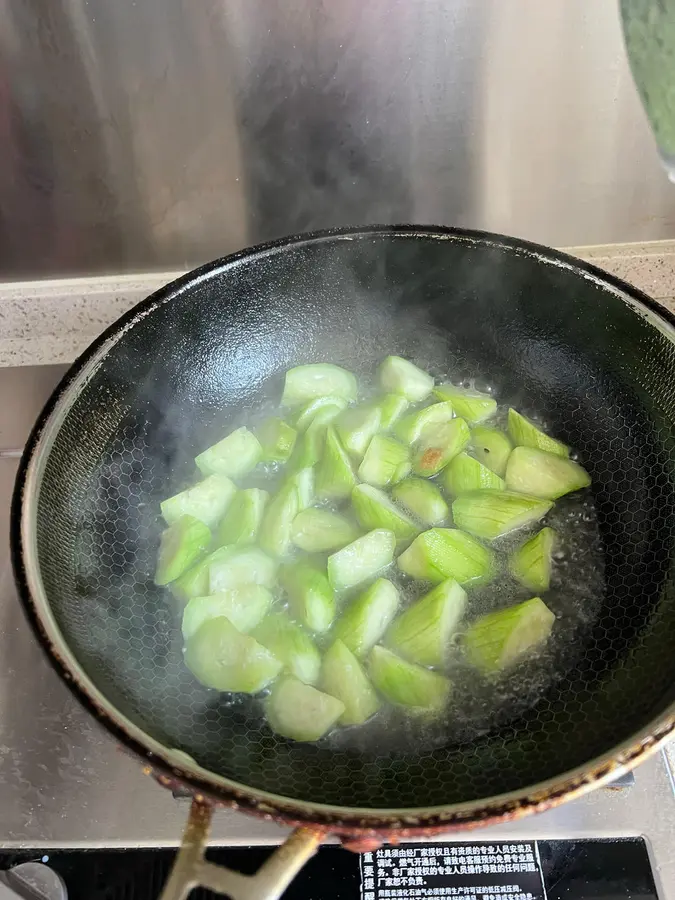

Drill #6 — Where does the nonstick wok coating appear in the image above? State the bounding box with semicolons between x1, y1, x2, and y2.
13;227;675;811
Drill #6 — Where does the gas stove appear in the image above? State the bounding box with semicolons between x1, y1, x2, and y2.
1;365;674;899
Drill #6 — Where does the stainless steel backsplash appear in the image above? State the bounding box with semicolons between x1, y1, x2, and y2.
0;0;673;280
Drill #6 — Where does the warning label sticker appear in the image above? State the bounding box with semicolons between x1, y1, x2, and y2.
359;841;547;900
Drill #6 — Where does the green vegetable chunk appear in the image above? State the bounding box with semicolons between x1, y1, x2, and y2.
395;401;454;445
316;427;358;501
442;452;505;494
258;483;299;557
266;676;345;741
288;417;329;470
321;640;381;725
253;612;321;685
379;356;434;402
351;484;418;542
195;427;262;479
291;507;359;553
377;394;409;430
397;528;495;585
281;561;336;633
185;616;282;693
173;545;232;601
369;645;451;710
358;434;411;487
327;529;396;593
283;467;314;510
208;547;277;593
216;488;268;547
509;527;556;592
412;418;470;477
433;384;497;424
392;477;449;526
508;409;569;458
155;515;211;586
161;474;236;529
470;426;512;476
464;597;555;674
387;578;467;666
452;490;553;541
256;417;297;463
281;364;358;407
182;585;273;639
294;396;348;432
334;578;400;657
336;404;382;460
505;446;591;500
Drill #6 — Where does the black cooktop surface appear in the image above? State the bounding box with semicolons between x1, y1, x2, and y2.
0;838;657;899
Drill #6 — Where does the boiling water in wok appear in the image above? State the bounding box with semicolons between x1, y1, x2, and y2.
149;356;603;756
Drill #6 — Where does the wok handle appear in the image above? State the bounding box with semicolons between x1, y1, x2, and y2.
159;798;323;900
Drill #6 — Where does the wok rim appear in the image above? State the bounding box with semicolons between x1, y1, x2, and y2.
10;223;675;834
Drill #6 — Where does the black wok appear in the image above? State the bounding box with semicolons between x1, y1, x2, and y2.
11;226;675;899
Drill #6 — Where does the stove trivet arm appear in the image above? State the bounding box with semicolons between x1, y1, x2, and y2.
159;799;322;900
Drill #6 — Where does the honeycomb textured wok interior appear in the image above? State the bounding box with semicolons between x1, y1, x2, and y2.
25;228;675;809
